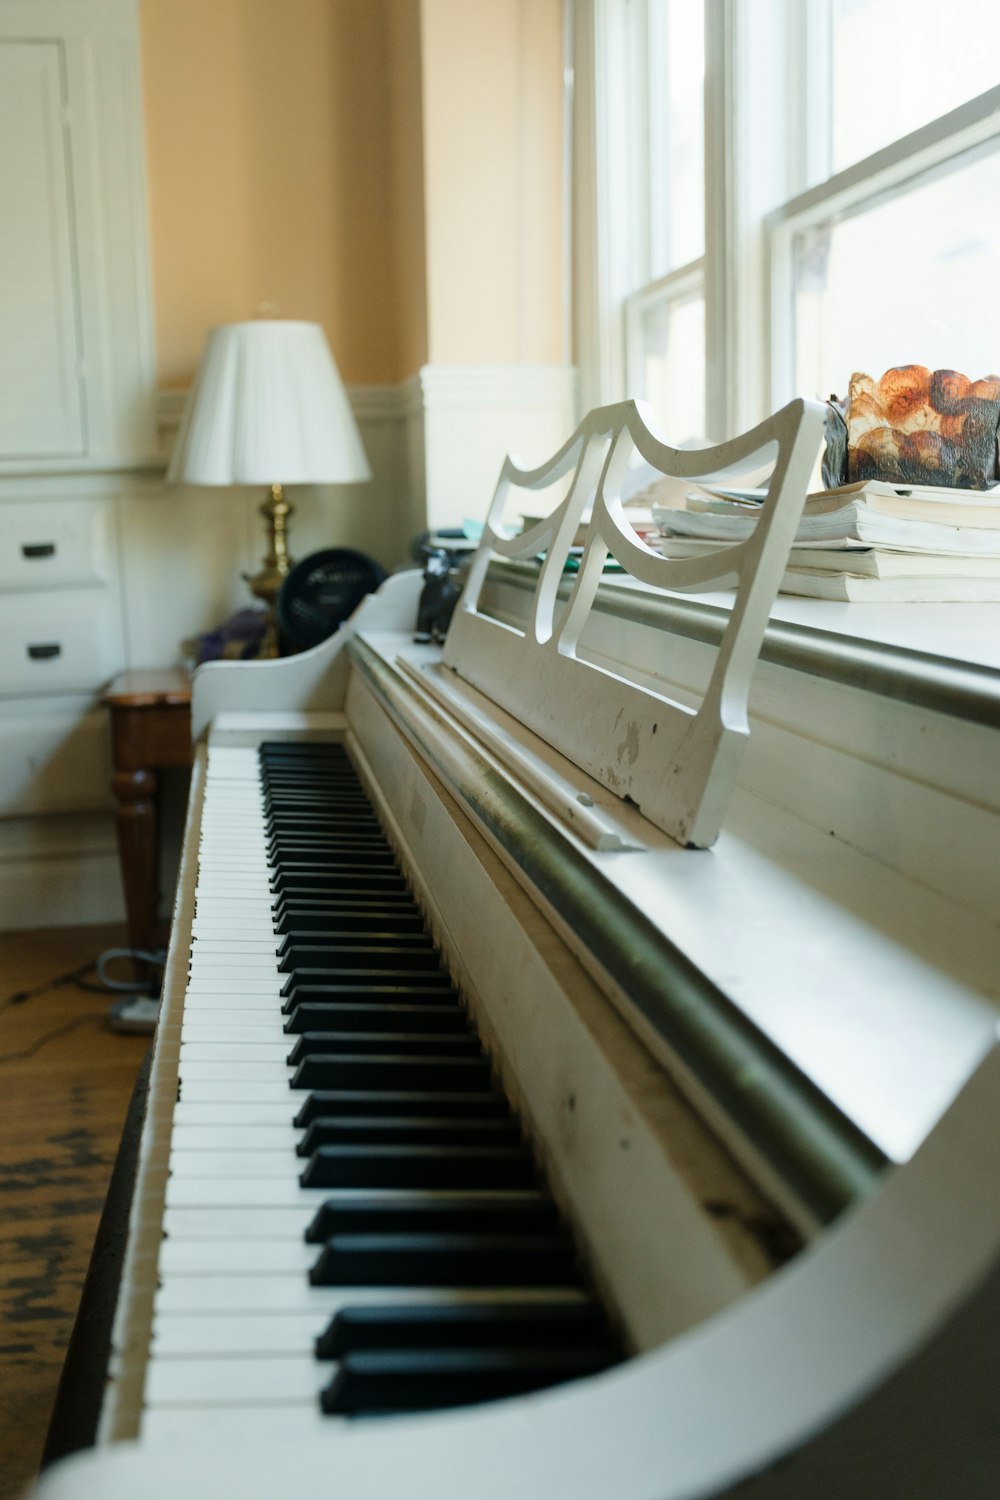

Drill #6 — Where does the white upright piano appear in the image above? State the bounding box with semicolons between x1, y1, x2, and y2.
36;400;1000;1498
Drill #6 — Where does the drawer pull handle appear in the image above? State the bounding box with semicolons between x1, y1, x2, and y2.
27;643;61;661
22;542;56;559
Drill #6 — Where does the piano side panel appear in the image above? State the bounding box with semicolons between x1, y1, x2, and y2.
190;572;424;741
97;748;208;1442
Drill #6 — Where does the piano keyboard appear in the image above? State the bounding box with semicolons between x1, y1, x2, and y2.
147;737;619;1432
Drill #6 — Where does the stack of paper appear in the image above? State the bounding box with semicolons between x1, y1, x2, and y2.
654;480;1000;601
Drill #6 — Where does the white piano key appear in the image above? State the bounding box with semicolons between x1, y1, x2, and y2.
144;1355;322;1406
190;902;277;919
159;1238;317;1275
195;860;266;870
196;845;268;855
179;1043;292;1064
176;1081;295;1104
196;864;267;873
153;1274;339;1314
187;958;282;975
190;940;279;953
173;1101;299;1127
180;978;281;995
153;1276;587;1316
179;1022;290;1044
150;1288;579;1362
186;948;276;965
182;993;290;1011
178;1060;290;1082
164;1177;323;1208
151;1312;322;1357
195;875;270;887
165;1149;301;1178
169;1124;298;1151
189;929;278;945
163;1207;313;1239
140;1405;324;1443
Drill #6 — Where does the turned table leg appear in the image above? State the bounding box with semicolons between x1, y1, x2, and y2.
110;768;158;965
102;671;194;978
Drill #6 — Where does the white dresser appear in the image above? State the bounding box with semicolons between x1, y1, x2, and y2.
0;0;157;928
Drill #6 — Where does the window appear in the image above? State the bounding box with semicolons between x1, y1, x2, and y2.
575;0;1000;442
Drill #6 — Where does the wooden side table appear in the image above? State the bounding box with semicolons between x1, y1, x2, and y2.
102;669;193;957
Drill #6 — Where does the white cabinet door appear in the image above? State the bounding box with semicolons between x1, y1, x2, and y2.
0;40;85;460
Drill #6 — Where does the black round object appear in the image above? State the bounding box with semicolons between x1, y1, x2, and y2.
277;548;387;650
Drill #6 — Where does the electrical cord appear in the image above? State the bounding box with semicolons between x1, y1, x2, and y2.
0;959;98;1017
0;946;167;1059
0;1013;105;1067
75;948;166;996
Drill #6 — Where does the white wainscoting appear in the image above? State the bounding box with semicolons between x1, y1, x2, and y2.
0;813;124;931
0;363;577;930
160;362;578;558
416;364;579;531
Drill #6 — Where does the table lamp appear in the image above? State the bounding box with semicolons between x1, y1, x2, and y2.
166;319;371;656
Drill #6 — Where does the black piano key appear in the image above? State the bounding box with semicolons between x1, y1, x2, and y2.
281;970;451;1002
284;1005;468;1036
277;932;433;958
267;816;385;826
266;829;383;845
286;1032;481;1067
295;1090;509;1130
271;855;398;876
276;913;427;936
265;811;380;829
289;1053;494;1092
274;898;421;929
305;1192;554;1244
266;799;373;812
299;1145;536;1191
309;1229;574;1285
297;1115;521;1156
281;936;437;972
269;870;407;888
265;784;372;798
316;1301;612;1358
278;946;444;974
268;843;394;863
259;739;350;751
266;828;384;847
265;814;379;827
321;1347;613;1415
281;985;460;1015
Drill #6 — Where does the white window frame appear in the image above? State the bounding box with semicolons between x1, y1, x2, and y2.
573;0;1000;442
767;84;1000;410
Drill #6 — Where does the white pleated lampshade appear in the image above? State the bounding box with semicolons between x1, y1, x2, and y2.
166;320;372;486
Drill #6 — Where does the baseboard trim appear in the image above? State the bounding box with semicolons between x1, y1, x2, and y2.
0;815;124;930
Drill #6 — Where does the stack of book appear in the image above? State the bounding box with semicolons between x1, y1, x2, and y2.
653;480;1000;601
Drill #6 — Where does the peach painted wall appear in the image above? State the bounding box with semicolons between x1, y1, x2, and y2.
420;0;565;366
140;0;406;387
387;0;429;381
140;0;563;388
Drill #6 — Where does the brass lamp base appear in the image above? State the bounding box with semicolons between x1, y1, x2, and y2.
243;482;295;658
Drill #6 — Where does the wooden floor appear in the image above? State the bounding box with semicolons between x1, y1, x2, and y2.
0;924;149;1500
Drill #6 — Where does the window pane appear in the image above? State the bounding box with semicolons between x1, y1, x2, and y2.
636;293;705;443
831;0;1000;172
792;144;1000;401
649;0;704;277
